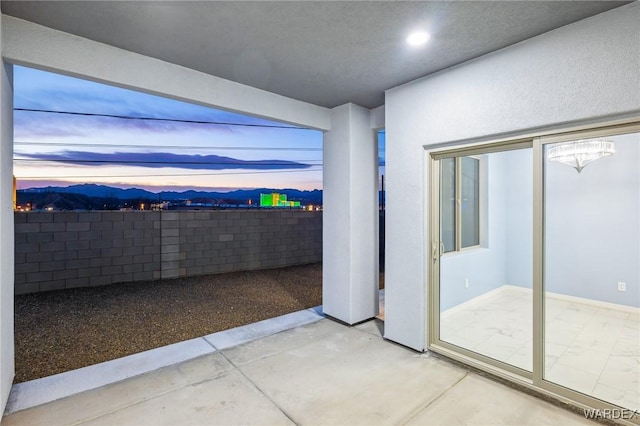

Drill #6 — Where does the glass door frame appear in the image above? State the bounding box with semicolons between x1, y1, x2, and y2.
428;138;534;383
427;119;640;419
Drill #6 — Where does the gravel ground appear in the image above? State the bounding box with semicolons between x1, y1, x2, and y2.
14;264;322;383
15;264;384;383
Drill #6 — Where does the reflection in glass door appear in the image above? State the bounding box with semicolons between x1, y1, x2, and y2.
543;131;640;412
438;148;533;371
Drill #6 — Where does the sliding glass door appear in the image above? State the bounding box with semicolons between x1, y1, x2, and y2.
541;129;639;412
430;122;640;414
434;144;534;374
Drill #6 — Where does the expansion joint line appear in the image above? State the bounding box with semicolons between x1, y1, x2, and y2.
218;350;300;426
399;371;469;425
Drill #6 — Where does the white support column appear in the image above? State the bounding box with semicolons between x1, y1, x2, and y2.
0;20;15;414
322;103;379;324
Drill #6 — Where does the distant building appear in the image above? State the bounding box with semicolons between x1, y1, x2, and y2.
151;201;170;210
259;193;300;208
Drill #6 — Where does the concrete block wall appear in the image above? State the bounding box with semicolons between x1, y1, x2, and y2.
174;210;322;278
14;210;322;294
14;211;161;294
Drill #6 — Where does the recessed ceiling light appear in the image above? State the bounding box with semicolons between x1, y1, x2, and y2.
406;31;430;47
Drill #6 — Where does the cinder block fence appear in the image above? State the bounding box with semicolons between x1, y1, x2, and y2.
14;210;322;294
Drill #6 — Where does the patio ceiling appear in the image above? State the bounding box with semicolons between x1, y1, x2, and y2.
0;1;630;109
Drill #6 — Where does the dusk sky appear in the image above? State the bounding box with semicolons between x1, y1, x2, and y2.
14;65;385;193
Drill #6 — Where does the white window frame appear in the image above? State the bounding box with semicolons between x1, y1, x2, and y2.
439;155;483;254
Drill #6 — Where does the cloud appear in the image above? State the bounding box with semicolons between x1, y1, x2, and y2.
17;151;313;171
14;123;86;139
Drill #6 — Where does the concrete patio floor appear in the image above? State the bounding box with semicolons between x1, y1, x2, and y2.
3;292;599;426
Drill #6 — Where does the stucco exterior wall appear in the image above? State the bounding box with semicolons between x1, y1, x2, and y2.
384;3;640;350
0;15;14;413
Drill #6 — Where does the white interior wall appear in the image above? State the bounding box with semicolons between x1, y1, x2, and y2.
545;133;639;307
505;149;533;288
0;15;15;414
385;2;640;351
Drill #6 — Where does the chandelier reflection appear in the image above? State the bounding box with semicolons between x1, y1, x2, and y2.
547;139;615;173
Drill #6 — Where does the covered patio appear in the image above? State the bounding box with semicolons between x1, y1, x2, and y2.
1;2;639;423
3;306;593;426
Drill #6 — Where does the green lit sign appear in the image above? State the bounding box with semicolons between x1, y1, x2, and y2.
259;193;301;208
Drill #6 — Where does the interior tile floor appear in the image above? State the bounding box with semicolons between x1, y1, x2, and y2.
3;315;598;426
441;285;640;411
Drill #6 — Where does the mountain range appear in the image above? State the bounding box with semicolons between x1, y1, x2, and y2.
19;183;323;204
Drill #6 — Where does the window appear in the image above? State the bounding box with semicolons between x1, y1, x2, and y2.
439;156;480;253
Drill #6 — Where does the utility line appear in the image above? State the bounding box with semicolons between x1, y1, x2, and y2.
14;159;322;165
14;108;310;130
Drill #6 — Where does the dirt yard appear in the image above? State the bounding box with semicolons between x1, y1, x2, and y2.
14;264;324;383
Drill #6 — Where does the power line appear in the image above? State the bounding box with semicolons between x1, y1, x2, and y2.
14;108;311;130
16;166;323;179
14;158;322;166
14;141;323;151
